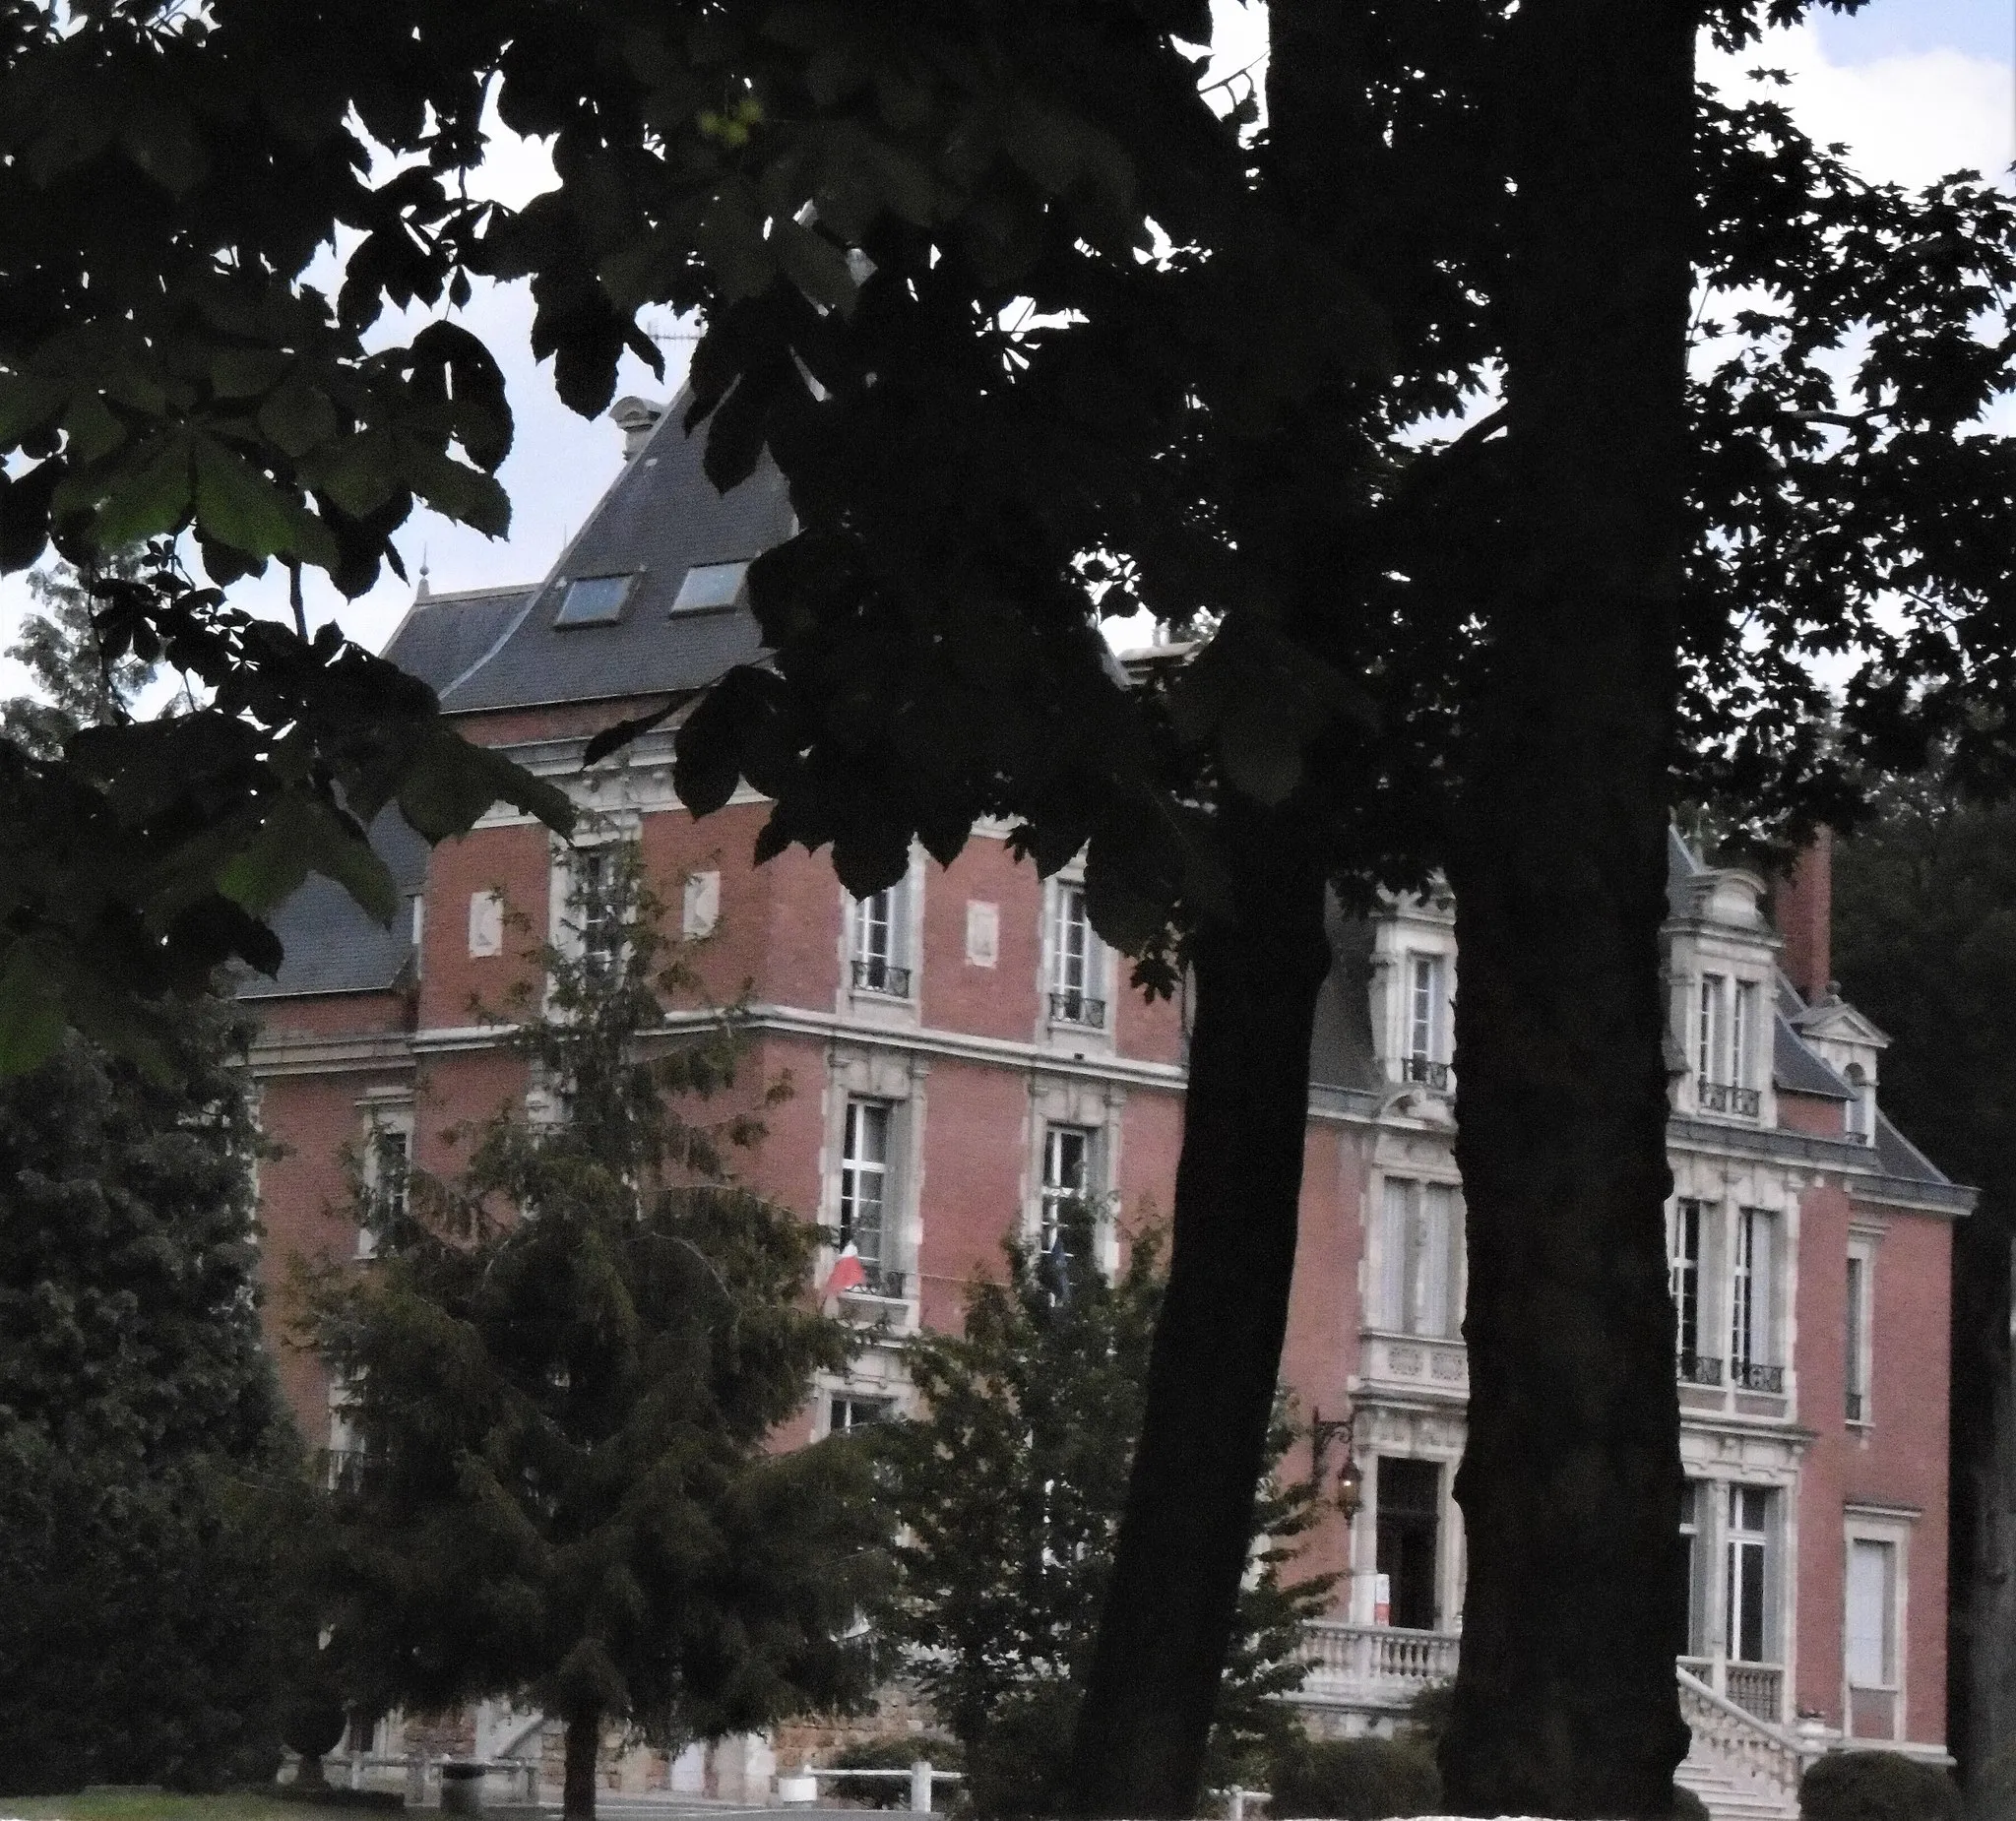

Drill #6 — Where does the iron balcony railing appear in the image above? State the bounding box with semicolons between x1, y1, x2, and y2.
1403;1055;1451;1090
1049;989;1106;1029
1731;1359;1785;1394
850;959;912;996
1697;1081;1762;1118
1676;1350;1725;1387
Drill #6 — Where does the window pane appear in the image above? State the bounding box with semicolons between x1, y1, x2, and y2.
553;573;635;626
1846;1255;1866;1415
1699;975;1723;1081
1378;1179;1412;1330
1419;1183;1453;1338
1733;982;1759;1090
841;1101;889;1265
1055;886;1090;993
1847;1539;1894;1686
670;561;750;612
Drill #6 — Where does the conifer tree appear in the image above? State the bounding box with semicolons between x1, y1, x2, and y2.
305;846;892;1821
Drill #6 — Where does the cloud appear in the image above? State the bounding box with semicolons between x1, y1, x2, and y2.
1700;19;2012;194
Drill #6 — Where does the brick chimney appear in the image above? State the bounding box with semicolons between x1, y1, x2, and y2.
1777;829;1832;1005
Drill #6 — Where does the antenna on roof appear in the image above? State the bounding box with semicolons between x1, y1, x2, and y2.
416;547;431;601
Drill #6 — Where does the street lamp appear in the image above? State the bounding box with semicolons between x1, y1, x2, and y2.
1311;1405;1361;1520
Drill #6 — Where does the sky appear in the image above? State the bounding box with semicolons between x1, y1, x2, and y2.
2;0;2011;686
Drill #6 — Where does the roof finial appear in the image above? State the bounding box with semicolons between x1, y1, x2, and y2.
416;546;431;601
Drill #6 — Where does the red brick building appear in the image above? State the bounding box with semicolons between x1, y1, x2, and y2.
243;398;1968;1814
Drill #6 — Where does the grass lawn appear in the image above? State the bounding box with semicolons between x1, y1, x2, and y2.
1;1794;309;1821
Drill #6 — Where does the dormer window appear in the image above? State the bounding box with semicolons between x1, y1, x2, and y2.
553;572;638;627
671;560;749;613
1405;953;1449;1089
1696;973;1761;1117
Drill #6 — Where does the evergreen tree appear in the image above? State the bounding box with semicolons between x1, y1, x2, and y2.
305;847;893;1821
0;573;311;1794
875;1208;1331;1812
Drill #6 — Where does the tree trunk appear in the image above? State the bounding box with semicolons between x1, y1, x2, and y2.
1439;2;1695;1815
1951;1205;2016;1812
562;1708;599;1821
1065;809;1332;1817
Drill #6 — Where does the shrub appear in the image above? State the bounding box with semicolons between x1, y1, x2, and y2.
829;1734;963;1808
963;1683;1078;1820
1673;1784;1711;1821
1400;1681;1454;1752
1799;1750;1960;1821
1267;1734;1442;1819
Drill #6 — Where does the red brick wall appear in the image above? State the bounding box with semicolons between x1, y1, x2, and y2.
1794;1175;1952;1740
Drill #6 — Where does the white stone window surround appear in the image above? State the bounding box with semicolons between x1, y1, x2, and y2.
1341;1405;1468;1632
1843;1504;1915;1743
546;820;640;989
1668;1158;1803;1415
1670;1454;1801;1710
838;850;924;1017
1022;1073;1124;1274
1368;1169;1466;1341
1846;1228;1879;1430
821;1043;928;1306
353;1089;414;1261
1367;891;1457;1093
1040;868;1112;1042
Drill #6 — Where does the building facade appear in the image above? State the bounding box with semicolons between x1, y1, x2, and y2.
243;398;1968;1813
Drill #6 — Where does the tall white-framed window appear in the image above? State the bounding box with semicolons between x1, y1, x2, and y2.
1725;1484;1778;1670
1730;1207;1781;1392
1374;1177;1464;1340
1669;1199;1714;1384
1040;1123;1096;1254
850;876;913;996
356;1112;412;1261
1846;1243;1874;1425
1678;1480;1709;1664
1697;974;1762;1115
1844;1517;1908;1740
839;1099;893;1289
559;843;626;982
1049;881;1104;1028
326;1373;365;1490
1404;953;1450;1088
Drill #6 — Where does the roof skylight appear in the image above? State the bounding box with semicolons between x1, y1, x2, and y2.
554;573;638;627
671;561;750;613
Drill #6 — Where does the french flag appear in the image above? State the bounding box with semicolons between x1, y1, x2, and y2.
825;1242;867;1297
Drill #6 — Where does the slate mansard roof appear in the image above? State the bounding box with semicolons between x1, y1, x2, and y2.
241;396;788;1001
412;395;791;716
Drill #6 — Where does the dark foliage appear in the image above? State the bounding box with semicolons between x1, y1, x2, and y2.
1799;1750;1961;1821
0;994;313;1793
1265;1734;1442;1820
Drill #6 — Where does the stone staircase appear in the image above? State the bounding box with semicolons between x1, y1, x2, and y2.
1674;1667;1804;1821
1678;1747;1799;1821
